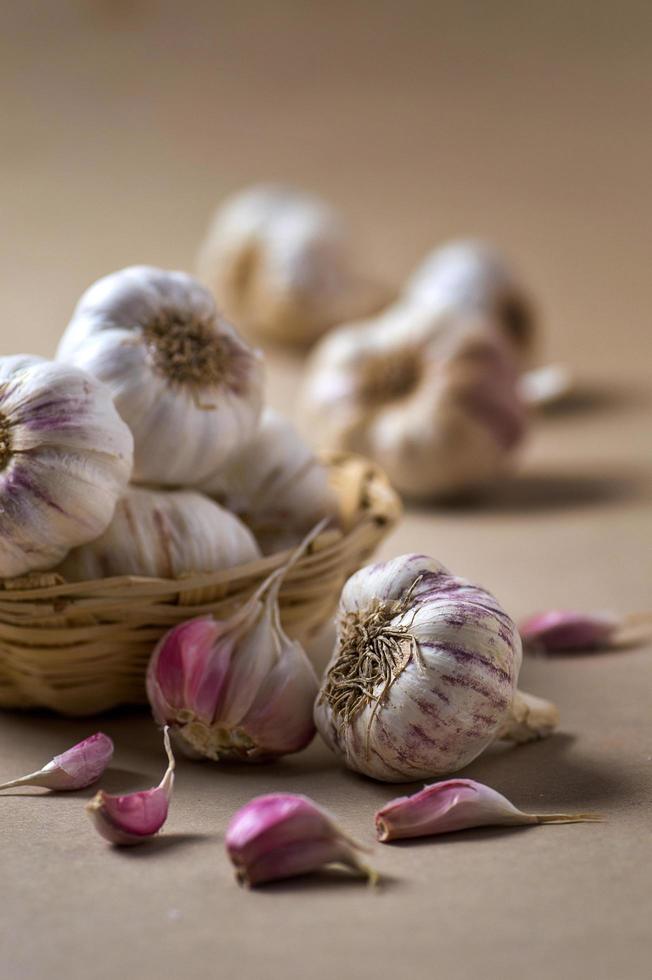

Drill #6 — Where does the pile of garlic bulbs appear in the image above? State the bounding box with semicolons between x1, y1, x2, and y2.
0;266;339;582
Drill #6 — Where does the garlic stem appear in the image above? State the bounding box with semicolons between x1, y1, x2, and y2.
497;688;560;743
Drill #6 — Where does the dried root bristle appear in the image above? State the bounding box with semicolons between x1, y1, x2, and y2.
319;578;424;742
0;413;12;470
142;311;233;390
358;349;421;406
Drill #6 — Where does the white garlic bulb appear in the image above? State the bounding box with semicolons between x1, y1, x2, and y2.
0;355;133;578
197;184;390;346
57;266;264;486
197;408;339;554
405;240;536;363
58;486;260;581
314;553;523;782
300;302;527;500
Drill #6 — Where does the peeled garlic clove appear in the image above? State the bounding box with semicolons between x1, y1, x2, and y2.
405;240;536;364
314;553;525;782
375;779;597;841
300;306;527;501
0;355;133;578
86;728;174;846
0;733;114;792
196;408;339;554
58;486;260;581
226;793;376;887
520;610;622;652
197;184;390;346
57;266;264;486
146;574;318;761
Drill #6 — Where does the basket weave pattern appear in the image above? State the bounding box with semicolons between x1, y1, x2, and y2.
0;454;400;715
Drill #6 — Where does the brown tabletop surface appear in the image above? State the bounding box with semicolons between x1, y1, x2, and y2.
1;4;651;979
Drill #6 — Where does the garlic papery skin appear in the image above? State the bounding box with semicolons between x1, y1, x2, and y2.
57;486;260;581
197;184;390;346
375;779;598;841
314;553;523;782
57;266;264;486
300;305;527;501
146;568;318;761
86;727;174;846
196;407;339;554
226;793;377;886
0;355;133;578
405;240;536;364
0;733;114;792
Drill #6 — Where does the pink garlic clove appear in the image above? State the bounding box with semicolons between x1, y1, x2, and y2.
0;732;114;792
86;728;175;846
376;778;599;842
520;610;620;652
226;793;377;887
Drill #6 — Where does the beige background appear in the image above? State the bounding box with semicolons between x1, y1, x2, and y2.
1;3;651;979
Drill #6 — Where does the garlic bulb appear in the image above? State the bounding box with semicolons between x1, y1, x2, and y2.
57;265;264;486
0;355;133;578
405;240;536;363
300;303;527;500
314;553;527;782
197;407;339;554
58;486;260;581
197;184;390;346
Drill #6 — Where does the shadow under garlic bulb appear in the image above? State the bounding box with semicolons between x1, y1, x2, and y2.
0;355;133;578
197;184;390;346
405;240;537;365
57;266;264;486
299;302;528;501
58;486;260;581
314;554;523;782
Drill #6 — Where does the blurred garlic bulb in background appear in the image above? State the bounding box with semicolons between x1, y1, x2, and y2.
314;553;551;782
58;486;260;581
197;407;339;554
0;355;133;578
405;240;537;364
197;184;390;346
300;303;527;500
57;266;264;486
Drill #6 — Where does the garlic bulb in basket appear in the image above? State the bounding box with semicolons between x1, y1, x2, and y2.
58;486;260;581
300;304;527;500
0;355;133;578
405;240;536;363
314;553;531;782
197;408;339;554
197;184;389;346
57;266;264;485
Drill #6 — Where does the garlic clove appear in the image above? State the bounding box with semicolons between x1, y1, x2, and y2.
375;779;599;842
0;733;114;792
226;793;377;887
518;363;573;408
496;689;560;743
520;610;621;652
86;728;175;846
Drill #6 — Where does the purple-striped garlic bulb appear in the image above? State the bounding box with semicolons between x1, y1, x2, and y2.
0;355;133;578
57;266;264;486
300;306;527;501
314;554;556;782
197;184;390;346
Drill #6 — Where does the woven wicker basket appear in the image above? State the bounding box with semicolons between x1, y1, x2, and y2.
0;453;400;716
